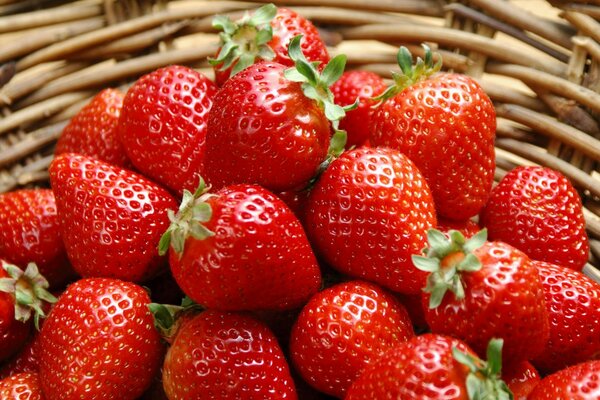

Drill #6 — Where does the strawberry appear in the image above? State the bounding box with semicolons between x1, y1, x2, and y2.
413;229;549;363
289;280;415;398
38;278;163;400
480;166;589;271
0;372;44;400
503;361;541;400
370;46;496;221
531;260;600;374
304;147;437;295
161;310;297;399
437;217;480;239
0;261;55;363
396;293;428;332
55;88;128;167
49;153;177;282
211;4;329;85
330;70;386;148
528;360;600;399
345;334;513;400
204;36;352;192
118;65;218;194
0;330;40;379
0;189;73;288
159;181;320;311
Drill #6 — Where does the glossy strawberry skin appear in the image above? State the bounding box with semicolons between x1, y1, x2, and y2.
0;261;30;363
480;166;589;271
169;184;321;311
118;65;218;194
531;261;600;374
0;189;72;288
38;278;163;400
330;70;386;148
423;241;549;364
503;361;541;400
290;281;415;398
214;7;329;86
437;217;480;239
55;88;128;167
49;153;177;282
205;61;330;192
345;334;474;400
304;147;437;295
370;73;496;221
163;310;297;400
0;330;40;379
528;360;600;399
0;372;44;400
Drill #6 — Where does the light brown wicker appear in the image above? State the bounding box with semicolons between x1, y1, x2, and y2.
1;0;599;277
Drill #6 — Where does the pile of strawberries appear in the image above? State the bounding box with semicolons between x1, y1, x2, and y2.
0;4;598;400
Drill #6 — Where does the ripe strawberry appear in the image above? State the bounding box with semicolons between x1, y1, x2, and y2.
118;65;218;194
531;260;600;374
528;360;600;399
55;88;128;167
290;280;415;398
396;293;428;332
503;361;541;400
413;229;549;363
480;166;589;271
0;189;73;288
0;330;40;379
159;181;321;311
204;36;352;192
211;4;329;85
49;153;177;282
0;372;44;400
304;147;437;295
0;260;55;363
162;310;297;399
437;217;480;239
330;70;386;148
345;334;512;400
38;278;163;400
370;46;495;221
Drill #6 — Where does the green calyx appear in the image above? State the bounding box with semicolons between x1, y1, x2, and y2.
158;178;216;257
284;35;358;159
452;338;514;400
412;228;487;309
0;261;57;330
373;44;442;105
148;296;203;341
209;3;278;77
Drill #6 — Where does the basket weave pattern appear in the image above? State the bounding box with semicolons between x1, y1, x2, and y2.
1;0;600;275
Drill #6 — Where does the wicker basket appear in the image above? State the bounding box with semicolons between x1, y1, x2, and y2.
1;0;599;278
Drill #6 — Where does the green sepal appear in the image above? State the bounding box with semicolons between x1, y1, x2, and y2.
373;44;442;106
148;298;204;341
158;178;216;257
413;228;487;309
209;3;277;77
453;339;514;400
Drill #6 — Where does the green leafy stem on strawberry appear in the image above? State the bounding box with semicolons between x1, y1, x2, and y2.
412;228;487;308
148;296;202;342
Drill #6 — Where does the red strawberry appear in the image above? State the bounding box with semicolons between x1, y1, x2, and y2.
204;36;352;192
396;293;428;332
55;88;128;167
437;217;480;239
480;166;589;271
503;361;541;400
0;189;73;288
159;181;321;311
304;147;437;295
38;278;163;400
211;4;329;85
531;260;600;374
161;310;297;399
330;70;386;148
0;260;55;363
118;65;218;194
345;334;512;400
49;153;177;282
414;229;549;363
0;372;44;400
290;280;415;398
370;46;495;221
0;330;40;379
528;360;600;399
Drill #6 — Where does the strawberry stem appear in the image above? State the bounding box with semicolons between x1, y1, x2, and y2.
148;297;203;342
